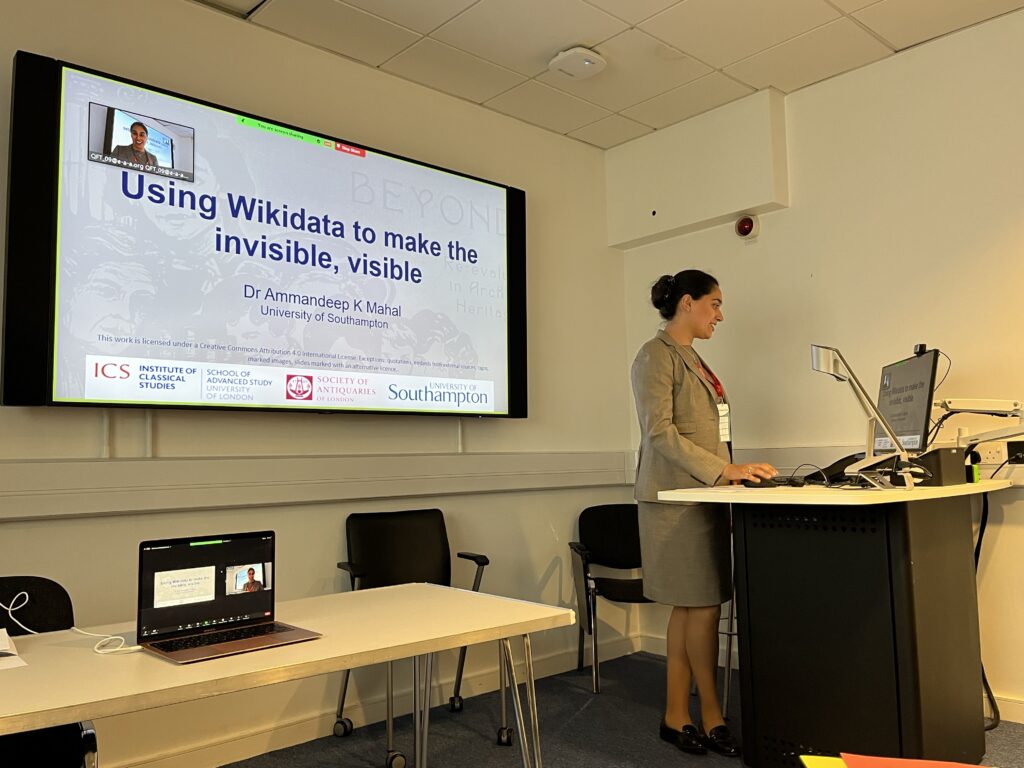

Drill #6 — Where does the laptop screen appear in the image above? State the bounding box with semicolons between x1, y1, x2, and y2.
138;531;275;640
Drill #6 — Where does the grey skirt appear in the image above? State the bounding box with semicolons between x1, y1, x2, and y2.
638;500;732;607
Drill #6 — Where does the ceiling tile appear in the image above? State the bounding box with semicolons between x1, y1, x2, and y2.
640;0;841;68
252;0;421;66
431;0;628;76
536;28;710;112
581;0;682;25
382;38;526;103
826;0;880;11
341;0;479;34
854;0;1024;50
621;72;754;129
568;115;653;148
725;17;892;92
484;80;611;134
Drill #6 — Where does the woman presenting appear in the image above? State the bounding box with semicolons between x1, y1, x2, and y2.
631;269;776;757
111;121;158;167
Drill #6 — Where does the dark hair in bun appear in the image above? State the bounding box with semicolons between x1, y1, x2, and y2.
650;269;718;320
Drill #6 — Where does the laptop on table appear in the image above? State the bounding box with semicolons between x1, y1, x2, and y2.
138;530;320;664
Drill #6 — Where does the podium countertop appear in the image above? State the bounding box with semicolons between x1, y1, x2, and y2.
657;478;1011;506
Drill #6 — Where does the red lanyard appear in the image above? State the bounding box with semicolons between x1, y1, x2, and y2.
693;357;725;400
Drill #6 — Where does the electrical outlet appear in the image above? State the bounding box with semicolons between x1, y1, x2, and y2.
978;442;1007;465
1008;441;1024;464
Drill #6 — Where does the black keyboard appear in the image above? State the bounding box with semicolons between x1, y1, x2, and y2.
741;476;805;488
150;622;289;652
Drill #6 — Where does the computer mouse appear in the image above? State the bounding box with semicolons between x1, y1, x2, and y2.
741;477;781;488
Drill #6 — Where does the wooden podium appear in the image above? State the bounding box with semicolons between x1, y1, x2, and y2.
658;480;1009;768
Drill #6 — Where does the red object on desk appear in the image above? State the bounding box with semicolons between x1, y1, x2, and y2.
842;753;981;768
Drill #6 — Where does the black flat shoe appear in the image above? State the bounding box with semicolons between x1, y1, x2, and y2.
659;721;707;755
700;724;741;757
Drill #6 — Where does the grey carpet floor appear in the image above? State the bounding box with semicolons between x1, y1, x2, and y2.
224;653;1024;767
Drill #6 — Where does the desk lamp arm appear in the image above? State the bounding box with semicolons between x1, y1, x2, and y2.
811;345;910;460
811;345;912;487
935;399;1024;450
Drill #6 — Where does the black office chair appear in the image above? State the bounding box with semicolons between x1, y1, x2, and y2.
334;509;510;768
569;503;653;693
0;576;98;768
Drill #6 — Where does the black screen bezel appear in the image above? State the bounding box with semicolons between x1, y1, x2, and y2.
2;50;528;418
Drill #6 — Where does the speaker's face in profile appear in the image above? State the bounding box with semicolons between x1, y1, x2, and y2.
681;286;724;341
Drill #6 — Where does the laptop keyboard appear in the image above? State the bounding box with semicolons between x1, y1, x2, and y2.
150;622;290;652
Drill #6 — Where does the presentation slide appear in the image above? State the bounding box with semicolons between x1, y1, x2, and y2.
875;369;930;451
153;566;216;608
55;67;513;414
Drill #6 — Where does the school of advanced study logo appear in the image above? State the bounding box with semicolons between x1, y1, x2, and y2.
285;374;314;400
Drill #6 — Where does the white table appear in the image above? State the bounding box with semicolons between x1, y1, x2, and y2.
658;477;1011;505
0;583;574;768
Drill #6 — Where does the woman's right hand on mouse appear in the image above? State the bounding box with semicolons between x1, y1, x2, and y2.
722;463;778;484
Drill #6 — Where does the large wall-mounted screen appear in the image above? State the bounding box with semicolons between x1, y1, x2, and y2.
3;52;527;417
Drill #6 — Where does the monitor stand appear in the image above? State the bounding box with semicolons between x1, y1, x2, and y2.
845;452;917;489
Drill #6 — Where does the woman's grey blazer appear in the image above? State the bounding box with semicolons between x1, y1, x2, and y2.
631;330;733;605
631;329;730;501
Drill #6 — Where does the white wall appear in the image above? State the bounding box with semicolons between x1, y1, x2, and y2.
607;89;788;249
622;9;1024;721
8;1;1024;762
0;1;635;765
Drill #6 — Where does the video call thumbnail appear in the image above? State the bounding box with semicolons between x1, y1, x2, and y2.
227;562;273;595
86;102;195;181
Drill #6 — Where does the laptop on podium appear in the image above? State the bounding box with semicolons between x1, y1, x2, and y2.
137;530;319;663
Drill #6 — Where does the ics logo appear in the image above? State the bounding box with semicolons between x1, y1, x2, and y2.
93;362;130;380
285;375;313;400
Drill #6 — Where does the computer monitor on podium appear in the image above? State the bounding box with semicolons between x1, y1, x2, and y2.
873;350;940;454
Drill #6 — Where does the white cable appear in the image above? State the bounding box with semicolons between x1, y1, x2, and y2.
72;627;143;654
3;591;141;654
0;591;37;634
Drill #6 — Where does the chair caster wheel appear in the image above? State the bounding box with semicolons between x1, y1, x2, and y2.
386;750;406;768
333;717;353;737
448;695;464;713
497;726;514;746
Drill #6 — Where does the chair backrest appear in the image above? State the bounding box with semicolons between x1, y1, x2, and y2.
345;509;452;590
0;576;75;636
578;503;644;569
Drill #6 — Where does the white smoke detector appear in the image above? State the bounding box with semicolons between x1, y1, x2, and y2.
547;47;607;80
